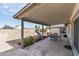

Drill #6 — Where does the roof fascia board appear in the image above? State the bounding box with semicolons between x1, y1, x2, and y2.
13;3;34;18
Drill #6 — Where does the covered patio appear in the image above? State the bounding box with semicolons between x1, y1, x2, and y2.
0;3;74;56
0;3;79;56
14;3;75;49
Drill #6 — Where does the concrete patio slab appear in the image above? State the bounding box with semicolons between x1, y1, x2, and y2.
24;37;73;56
0;47;33;56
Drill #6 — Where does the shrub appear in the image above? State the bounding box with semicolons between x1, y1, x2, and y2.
23;36;36;47
22;36;47;47
39;36;47;40
23;37;32;47
28;36;35;43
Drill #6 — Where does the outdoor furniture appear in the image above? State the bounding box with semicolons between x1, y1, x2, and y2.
50;33;58;41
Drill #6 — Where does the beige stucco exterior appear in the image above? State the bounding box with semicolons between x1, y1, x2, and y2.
66;3;79;55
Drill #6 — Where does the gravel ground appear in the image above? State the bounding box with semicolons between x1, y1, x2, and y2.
0;31;13;53
0;29;35;53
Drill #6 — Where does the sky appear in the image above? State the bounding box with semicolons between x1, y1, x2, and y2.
0;3;40;28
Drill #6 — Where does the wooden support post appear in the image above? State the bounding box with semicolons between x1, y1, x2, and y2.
42;24;44;40
21;19;24;48
49;26;51;37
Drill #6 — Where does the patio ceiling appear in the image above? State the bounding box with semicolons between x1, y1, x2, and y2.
14;3;75;26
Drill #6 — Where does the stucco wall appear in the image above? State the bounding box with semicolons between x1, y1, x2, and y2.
50;28;60;35
68;3;79;55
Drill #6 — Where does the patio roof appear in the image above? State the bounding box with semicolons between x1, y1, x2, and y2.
14;3;75;26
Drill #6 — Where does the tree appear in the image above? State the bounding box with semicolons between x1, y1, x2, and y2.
35;26;40;32
3;25;13;29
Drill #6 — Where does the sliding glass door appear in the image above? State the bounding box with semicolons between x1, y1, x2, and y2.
74;17;79;53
